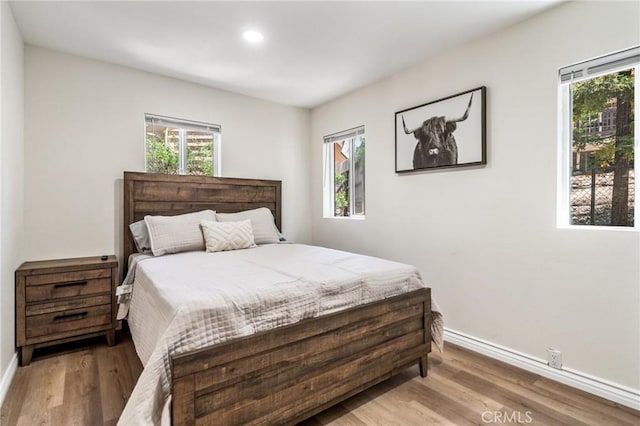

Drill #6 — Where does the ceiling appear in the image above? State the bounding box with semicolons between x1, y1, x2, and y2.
10;0;560;108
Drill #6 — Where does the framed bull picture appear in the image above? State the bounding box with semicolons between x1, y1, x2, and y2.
395;86;486;173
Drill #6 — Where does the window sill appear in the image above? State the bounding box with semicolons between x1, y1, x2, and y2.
323;215;366;221
557;224;639;232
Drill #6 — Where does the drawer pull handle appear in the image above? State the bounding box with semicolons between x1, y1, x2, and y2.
53;281;88;289
53;312;88;321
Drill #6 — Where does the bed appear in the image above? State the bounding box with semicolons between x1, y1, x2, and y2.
119;171;441;426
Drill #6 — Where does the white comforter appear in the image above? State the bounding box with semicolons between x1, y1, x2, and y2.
117;244;443;426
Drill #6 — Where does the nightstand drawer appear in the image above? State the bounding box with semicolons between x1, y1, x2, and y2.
25;304;112;339
25;294;112;316
25;268;111;286
25;277;111;302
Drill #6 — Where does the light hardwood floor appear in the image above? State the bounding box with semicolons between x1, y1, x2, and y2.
1;333;638;425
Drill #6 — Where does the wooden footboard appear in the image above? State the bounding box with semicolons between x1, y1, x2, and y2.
170;288;431;425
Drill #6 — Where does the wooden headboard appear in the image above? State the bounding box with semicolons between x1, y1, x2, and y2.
123;171;282;263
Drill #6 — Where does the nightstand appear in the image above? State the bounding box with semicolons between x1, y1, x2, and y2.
15;255;118;366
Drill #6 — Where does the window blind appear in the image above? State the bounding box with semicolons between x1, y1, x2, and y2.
145;114;221;133
559;45;640;84
323;126;365;144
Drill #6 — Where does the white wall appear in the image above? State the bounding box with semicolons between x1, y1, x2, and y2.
311;1;640;390
0;0;24;380
24;46;311;263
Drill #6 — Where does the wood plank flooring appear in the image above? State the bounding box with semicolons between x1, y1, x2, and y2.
1;332;638;425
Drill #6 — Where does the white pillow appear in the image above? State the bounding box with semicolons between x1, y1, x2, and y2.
200;219;256;252
144;210;216;256
216;207;280;245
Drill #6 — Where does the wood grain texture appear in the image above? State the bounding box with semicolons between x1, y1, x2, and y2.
122;171;282;267
123;172;431;425
17;256;118;275
25;278;111;303
2;334;638;426
123;172;430;425
171;289;431;426
25;268;112;286
25;304;112;339
15;256;118;365
25;295;112;316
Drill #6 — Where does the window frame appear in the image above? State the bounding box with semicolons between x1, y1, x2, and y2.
144;114;222;177
557;48;639;230
323;126;366;219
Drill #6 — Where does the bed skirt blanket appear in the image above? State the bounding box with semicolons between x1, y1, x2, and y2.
116;244;443;426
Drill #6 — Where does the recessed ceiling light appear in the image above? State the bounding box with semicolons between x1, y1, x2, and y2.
243;30;264;43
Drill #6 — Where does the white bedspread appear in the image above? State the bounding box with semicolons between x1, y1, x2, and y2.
118;244;443;426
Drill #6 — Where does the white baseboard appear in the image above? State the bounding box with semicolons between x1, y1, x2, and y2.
444;328;640;411
0;352;18;408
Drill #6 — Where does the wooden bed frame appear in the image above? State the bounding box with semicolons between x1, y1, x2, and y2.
123;171;431;425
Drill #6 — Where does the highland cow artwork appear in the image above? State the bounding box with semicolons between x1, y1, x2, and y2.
395;87;486;173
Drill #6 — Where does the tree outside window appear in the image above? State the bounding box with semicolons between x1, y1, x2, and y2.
570;68;635;226
324;127;365;218
145;115;220;176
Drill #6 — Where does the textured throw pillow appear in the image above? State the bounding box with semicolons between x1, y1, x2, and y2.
129;220;153;255
216;207;280;245
201;219;256;252
144;210;216;256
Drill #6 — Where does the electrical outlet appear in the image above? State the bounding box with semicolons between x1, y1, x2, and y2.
547;348;562;369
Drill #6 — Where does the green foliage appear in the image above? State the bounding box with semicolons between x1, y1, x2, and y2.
334;172;349;215
572;69;635;161
573;70;634;121
146;134;178;174
335;189;349;212
572;69;635;226
333;137;364;217
186;142;214;176
590;142;616;168
590;136;635;167
146;133;214;176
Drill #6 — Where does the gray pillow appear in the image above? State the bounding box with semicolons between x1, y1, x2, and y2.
216;207;280;245
129;220;153;255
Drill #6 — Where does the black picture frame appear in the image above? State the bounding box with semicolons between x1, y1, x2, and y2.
395;86;486;173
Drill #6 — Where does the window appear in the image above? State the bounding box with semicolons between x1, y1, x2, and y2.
145;114;221;176
558;47;639;228
323;126;365;218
